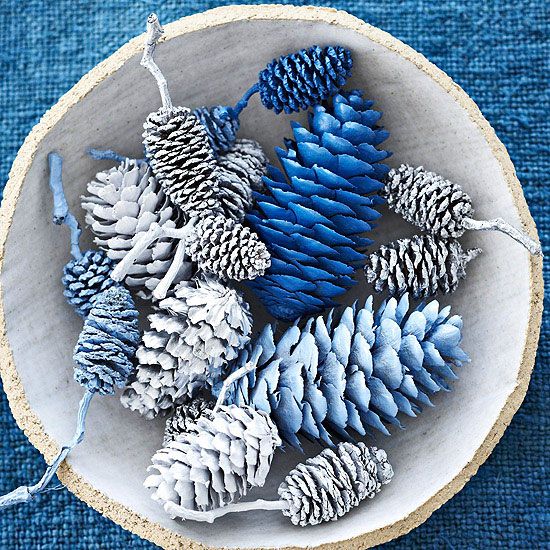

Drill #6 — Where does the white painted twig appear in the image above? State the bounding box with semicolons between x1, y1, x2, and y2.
463;217;542;256
164;499;287;523
152;238;187;300
141;13;172;112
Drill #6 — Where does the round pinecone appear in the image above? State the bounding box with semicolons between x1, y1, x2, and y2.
258;46;353;114
62;249;117;317
365;234;482;298
143;107;222;217
186;215;271;281
278;443;393;526
193;105;239;156
217;139;268;220
145;405;281;512
163;397;215;445
384;164;474;238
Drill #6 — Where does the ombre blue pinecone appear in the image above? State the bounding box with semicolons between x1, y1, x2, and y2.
219;294;468;449
73;286;140;395
247;90;390;321
193;105;239;156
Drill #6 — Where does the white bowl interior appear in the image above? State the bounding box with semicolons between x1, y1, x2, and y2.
1;17;532;548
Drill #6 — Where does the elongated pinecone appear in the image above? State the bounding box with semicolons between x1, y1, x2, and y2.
145;405;281;512
222;294;468;448
186;215;271;281
121;275;252;418
258;46;353;114
385;164;474;238
143;107;222;216
194;105;239;156
164;397;215;445
279;443;393;526
365;235;482;298
62;249;117;317
217;139;268;220
73;286;140;395
81;159;192;295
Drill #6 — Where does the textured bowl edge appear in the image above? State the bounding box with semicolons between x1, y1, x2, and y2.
0;4;543;550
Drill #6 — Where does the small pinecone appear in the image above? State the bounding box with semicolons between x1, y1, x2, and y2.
62;249;117;317
193;105;239;156
145;405;281;512
163;397;215;445
385;164;474;238
259;46;353;114
143;107;222;216
217;139;268;220
278;443;393;526
73;286;140;395
365;234;482;298
186;215;271;281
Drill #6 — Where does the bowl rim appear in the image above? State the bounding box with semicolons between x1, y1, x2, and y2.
0;4;543;549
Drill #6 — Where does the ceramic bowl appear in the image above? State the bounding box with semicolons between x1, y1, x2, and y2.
0;5;542;549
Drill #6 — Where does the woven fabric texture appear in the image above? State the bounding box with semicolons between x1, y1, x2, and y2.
0;1;548;548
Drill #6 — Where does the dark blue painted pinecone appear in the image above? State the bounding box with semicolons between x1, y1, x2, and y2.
73;286;140;395
247;90;390;321
258;45;353;114
62;250;117;317
193;105;239;156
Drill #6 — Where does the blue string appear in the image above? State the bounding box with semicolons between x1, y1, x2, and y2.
232;83;260;116
0;390;95;509
47;153;82;261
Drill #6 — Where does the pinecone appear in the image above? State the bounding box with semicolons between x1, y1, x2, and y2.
81;159;192;295
365;235;482;298
186;215;271;281
194;105;239;156
384;164;474;238
73;286;140;395
278;443;393;526
247;89;390;321
217;139;268;221
258;46;353;114
164;397;215;445
62;249;117;317
145;405;281;512
222;294;469;448
121;275;252;418
143;107;222;217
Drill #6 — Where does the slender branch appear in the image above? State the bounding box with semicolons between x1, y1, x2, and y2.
141;13;172;112
152;238;187;300
463;217;542;256
48;152;82;260
0;390;94;509
232;83;260;116
87;148;148;166
164;498;287;523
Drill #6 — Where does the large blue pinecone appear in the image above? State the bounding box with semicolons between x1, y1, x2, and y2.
193;105;239;156
220;294;468;449
247;90;390;321
73;286;140;395
258;46;353;114
62;250;117;317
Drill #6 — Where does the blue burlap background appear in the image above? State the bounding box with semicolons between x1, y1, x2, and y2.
0;1;547;548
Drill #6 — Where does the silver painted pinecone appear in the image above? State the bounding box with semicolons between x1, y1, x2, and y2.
81;159;192;294
163;397;215;445
143;107;222;217
121;275;252;418
145;405;281;512
385;164;474;238
217;139;268;221
186;215;271;281
278;443;393;526
365;234;482;298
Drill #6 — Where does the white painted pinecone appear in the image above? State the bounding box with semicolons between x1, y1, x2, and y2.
120;275;252;418
143;107;223;217
217;139;269;220
186;215;271;281
145;405;281;512
164;397;215;445
81;159;192;295
278;443;393;526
